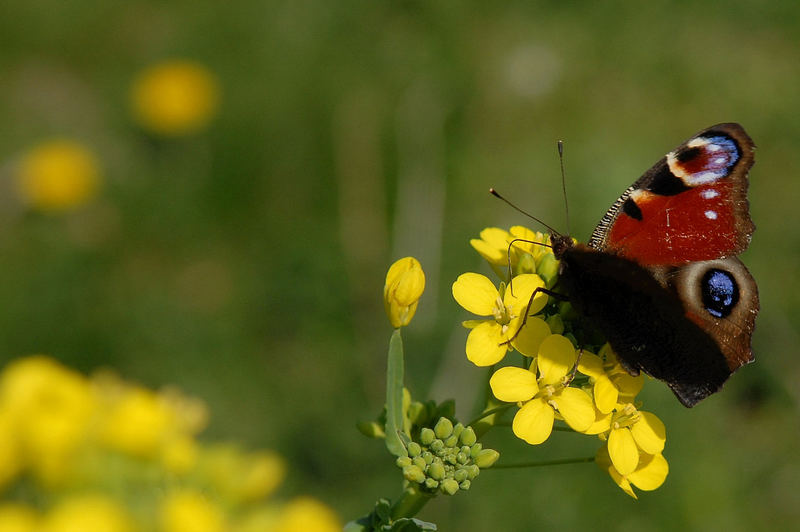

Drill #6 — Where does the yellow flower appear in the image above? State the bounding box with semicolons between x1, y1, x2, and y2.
0;503;38;532
16;140;100;212
131;60;220;136
199;445;287;504
384;257;425;328
489;334;594;444
0;356;94;485
41;494;134;532
596;444;669;499
577;347;644;414
452;273;548;365
268;497;341;532
0;408;22;490
470;226;553;279
605;403;666;475
160;490;226;532
100;385;174;457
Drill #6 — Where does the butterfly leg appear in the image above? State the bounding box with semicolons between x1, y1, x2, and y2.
502;286;569;346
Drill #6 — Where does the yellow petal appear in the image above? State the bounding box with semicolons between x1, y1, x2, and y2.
553;387;594;432
452;273;499;316
593;375;619;414
510;316;551;357
503;274;547;316
465;322;508;366
512;399;554;445
608;427;639;476
608;465;638;499
470;239;506;265
613;372;644;398
537;334;576;384
489;367;538;402
630;411;666;454
479;227;512;249
628;453;669;491
577;351;604;379
583;408;612;435
595;444;636;499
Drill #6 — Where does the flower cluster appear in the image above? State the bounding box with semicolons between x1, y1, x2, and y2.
0;356;340;531
452;226;669;498
396;418;499;496
131;59;220;136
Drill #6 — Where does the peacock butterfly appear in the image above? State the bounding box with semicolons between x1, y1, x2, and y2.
548;123;758;407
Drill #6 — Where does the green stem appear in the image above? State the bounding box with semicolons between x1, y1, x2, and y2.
491;456;595;469
467;404;514;436
390;484;433;520
385;329;407;457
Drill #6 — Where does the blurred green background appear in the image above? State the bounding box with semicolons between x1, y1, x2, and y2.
1;1;799;530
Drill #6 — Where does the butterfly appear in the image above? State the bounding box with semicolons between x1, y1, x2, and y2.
549;123;758;407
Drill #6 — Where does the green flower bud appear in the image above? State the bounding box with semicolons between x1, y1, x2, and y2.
475;449;500;469
444;434;459;448
403;465;426;483
425;478;439;490
546;314;564;335
434;418;453;439
452;423;464;439
420;427;435;445
453;468;467;483
466;464;481;479
469;443;482;458
537;253;559;286
430;439;444;453
407;442;422;457
428;461;445;480
441;478;460;495
396;456;412;468
459;427;476;446
421;451;433;464
457;451;468;464
412;456;427;470
459;480;471;491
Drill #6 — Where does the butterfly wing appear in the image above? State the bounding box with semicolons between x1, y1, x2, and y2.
588;123;755;265
566;124;758;406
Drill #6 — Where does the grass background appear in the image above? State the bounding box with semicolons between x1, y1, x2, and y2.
1;1;799;530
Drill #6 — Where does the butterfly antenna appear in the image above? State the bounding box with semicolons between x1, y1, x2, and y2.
558;140;571;236
489;188;561;236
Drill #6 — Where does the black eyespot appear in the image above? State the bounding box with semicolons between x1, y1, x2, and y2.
701;269;739;318
676;146;702;163
647;165;691;196
622;198;643;220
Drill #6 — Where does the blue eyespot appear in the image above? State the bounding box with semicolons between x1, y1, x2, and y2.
701;268;739;319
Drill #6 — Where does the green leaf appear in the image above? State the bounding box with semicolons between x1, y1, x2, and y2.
386;329;407;457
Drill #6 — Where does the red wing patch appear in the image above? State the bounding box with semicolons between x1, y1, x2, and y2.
607;182;743;265
589;124;755;265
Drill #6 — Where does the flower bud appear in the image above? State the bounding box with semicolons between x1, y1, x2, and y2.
383;257;425;328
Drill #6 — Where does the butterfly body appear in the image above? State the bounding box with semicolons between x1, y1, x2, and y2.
551;123;758;407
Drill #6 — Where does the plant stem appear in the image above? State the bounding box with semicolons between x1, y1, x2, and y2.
390;484;433;520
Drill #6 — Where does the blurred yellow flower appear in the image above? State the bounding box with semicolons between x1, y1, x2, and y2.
0;356;94;485
41;494;134;532
16;140;100;212
131;60;220;136
160;490;226;532
0;503;38;532
0;355;340;528
100;386;173;457
384;257;425;328
269;497;341;532
201;445;287;504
